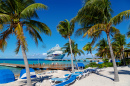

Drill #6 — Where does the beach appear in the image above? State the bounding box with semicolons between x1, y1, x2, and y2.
0;66;129;86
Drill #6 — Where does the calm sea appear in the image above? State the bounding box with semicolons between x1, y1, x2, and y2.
0;59;90;74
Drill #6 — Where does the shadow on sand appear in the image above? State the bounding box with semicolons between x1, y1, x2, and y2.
95;69;130;81
95;73;114;81
109;70;130;75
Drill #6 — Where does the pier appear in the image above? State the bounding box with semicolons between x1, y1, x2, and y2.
0;63;72;70
44;59;71;61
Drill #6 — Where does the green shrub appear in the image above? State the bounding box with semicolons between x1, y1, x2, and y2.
85;62;98;68
85;65;89;68
105;62;113;67
85;62;115;69
102;58;109;63
125;58;130;65
89;62;98;67
97;64;105;68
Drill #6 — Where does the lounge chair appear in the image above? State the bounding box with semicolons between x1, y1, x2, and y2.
64;74;71;78
83;70;89;77
50;74;71;85
86;67;101;74
52;75;77;86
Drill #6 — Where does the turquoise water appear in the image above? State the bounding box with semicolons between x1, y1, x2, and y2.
0;59;90;74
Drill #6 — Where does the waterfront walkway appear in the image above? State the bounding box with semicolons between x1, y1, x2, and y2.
0;63;72;70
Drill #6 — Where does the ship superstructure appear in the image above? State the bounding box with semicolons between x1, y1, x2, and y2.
46;44;65;60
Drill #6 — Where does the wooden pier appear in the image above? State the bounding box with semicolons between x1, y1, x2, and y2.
0;63;72;70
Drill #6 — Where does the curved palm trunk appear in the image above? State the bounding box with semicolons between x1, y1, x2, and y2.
21;44;32;86
107;34;119;82
68;36;74;73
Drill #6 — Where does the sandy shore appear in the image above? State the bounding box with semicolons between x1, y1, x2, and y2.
72;66;130;86
0;66;130;86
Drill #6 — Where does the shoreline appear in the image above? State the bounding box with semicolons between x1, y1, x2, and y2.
1;66;130;86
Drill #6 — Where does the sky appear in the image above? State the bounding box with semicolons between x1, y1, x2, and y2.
0;0;130;59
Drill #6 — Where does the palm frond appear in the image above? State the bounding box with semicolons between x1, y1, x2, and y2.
57;19;74;39
0;13;10;24
20;3;47;18
90;31;102;46
14;23;28;51
75;27;90;37
109;10;130;25
24;20;51;36
74;0;112;27
83;24;106;37
15;40;20;54
0;29;12;51
109;26;120;37
127;31;130;38
26;27;43;46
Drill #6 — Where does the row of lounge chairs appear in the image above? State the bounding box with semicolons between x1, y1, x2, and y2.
50;67;101;86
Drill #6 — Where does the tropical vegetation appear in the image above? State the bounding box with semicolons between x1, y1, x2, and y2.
85;61;113;69
0;0;51;85
95;38;110;58
112;33;126;65
57;19;75;73
83;42;94;60
73;0;130;82
62;40;84;60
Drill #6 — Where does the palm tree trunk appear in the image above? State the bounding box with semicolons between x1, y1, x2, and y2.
107;34;119;82
91;52;94;62
21;44;32;86
106;54;107;59
122;47;126;66
68;36;74;73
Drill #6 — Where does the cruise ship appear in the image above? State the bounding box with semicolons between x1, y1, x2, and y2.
45;44;65;60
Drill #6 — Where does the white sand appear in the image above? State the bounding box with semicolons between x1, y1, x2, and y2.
72;66;130;86
0;66;130;86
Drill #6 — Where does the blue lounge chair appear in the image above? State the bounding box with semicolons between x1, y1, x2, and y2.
53;75;77;86
64;74;71;78
50;74;71;85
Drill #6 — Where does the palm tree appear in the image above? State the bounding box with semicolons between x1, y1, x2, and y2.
127;30;130;44
73;0;112;37
57;19;75;73
63;40;84;60
82;9;130;81
0;0;51;86
127;30;130;38
73;0;130;82
112;33;126;65
95;38;109;59
83;42;94;60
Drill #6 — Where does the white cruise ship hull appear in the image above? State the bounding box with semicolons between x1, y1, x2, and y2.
46;54;65;60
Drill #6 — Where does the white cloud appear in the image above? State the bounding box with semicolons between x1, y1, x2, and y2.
42;53;47;56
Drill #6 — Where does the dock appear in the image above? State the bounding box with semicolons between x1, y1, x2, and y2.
45;59;71;61
0;63;72;70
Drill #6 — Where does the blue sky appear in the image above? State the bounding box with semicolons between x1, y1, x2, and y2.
0;0;130;59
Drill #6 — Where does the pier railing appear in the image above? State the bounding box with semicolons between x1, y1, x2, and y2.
29;64;72;70
0;63;73;70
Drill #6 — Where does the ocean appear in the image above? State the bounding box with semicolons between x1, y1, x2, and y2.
0;59;90;75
